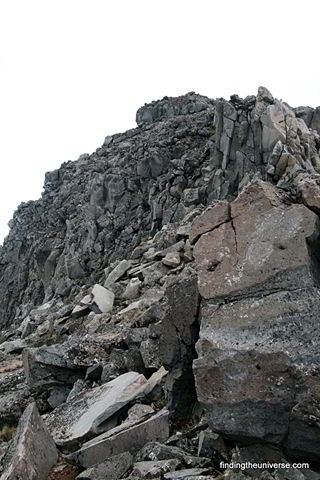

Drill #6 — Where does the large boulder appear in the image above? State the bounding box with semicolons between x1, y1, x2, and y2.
0;403;58;480
67;408;169;468
193;180;320;460
140;273;200;418
22;333;125;390
193;181;319;300
46;371;149;451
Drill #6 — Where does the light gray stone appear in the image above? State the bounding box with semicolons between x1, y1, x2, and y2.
36;320;50;336
123;277;142;300
131;459;181;478
145;366;168;395
91;284;115;313
104;259;132;287
0;339;27;354
67;409;169;468
46;372;149;450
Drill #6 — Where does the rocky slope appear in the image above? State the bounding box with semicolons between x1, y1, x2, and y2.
1;87;320;479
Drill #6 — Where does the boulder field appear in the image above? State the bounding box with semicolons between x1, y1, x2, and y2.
1;87;320;479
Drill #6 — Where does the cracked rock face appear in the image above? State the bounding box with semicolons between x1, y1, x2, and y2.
193;181;320;299
193;180;320;459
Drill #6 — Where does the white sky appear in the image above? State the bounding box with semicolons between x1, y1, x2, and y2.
0;0;319;244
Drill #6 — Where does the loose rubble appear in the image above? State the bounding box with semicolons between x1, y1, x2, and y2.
1;88;320;479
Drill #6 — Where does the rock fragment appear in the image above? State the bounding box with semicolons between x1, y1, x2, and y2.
46;371;149;451
0;403;58;480
104;259;132;287
162;252;181;267
75;451;133;480
67;408;169;468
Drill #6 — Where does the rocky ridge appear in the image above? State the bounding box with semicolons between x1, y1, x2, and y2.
1;87;320;479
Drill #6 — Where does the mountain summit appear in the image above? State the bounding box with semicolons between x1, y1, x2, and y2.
1;88;320;477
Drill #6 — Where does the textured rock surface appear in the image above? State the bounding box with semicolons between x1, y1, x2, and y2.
0;403;58;479
75;451;133;480
67;408;170;468
193;181;320;458
46;372;148;450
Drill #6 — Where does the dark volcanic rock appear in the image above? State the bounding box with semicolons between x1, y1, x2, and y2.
136;92;215;127
46;372;148;451
1;88;319;333
1;88;320;471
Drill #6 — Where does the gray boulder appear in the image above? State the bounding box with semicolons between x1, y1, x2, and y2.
23;334;122;389
0;403;58;480
75;451;133;480
82;284;115;314
67;408;169;468
46;371;149;451
193;181;320;458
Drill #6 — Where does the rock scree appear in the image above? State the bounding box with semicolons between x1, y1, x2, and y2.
1;87;320;479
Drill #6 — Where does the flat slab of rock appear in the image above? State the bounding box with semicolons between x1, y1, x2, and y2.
46;371;148;451
104;259;132;287
67;408;169;468
75;451;133;480
23;335;123;389
164;468;212;479
0;403;58;480
137;441;210;468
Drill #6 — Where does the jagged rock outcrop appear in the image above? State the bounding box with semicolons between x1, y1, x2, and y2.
1;87;320;479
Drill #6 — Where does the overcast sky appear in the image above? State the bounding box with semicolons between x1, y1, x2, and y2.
0;0;319;244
